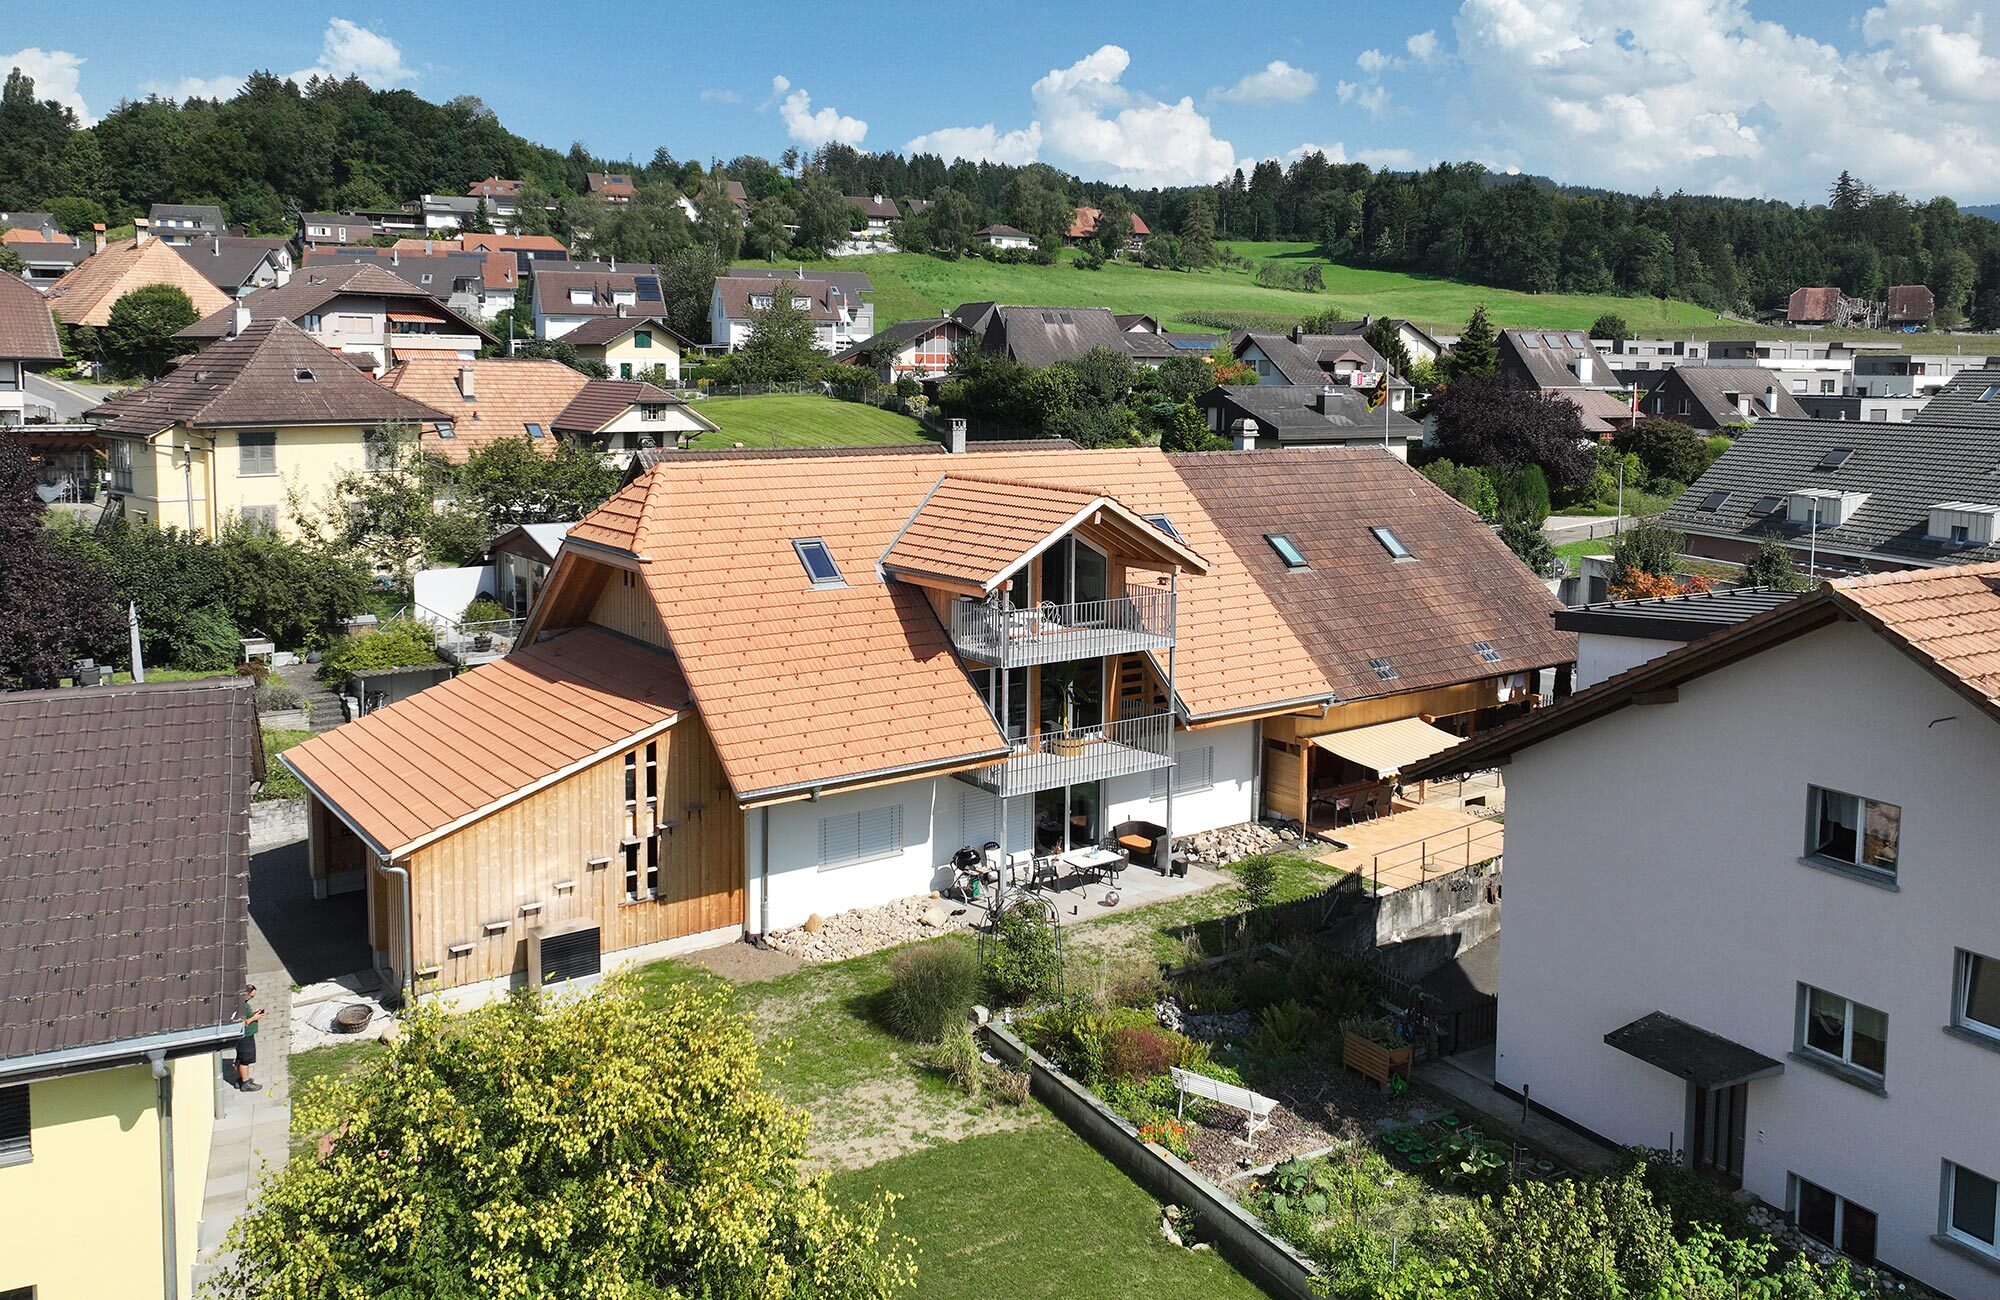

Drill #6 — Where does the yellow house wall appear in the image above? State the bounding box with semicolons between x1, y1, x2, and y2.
115;422;380;536
597;330;681;381
0;1053;216;1300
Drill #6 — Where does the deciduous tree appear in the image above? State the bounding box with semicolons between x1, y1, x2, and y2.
1427;374;1594;490
102;283;199;378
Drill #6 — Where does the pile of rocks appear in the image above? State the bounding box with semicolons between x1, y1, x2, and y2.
764;893;978;963
1175;820;1306;870
1156;993;1254;1044
1742;1203;1920;1294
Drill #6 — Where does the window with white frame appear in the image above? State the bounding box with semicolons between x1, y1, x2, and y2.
817;804;902;870
0;1084;28;1166
1954;949;2000;1042
238;432;277;477
1944;1162;1999;1259
1806;786;1899;876
109;439;133;492
1152;745;1214;799
1797;983;1888;1080
1790;1174;1877;1263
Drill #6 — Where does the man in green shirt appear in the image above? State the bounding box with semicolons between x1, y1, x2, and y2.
235;983;264;1092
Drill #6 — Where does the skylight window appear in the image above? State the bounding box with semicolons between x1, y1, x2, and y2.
1520;334;1542;348
436;421;456;440
792;538;845;588
524;422;544;439
1818;448;1854;470
293;368;316;382
1980;384;1999;402
1697;490;1730;513
1751;494;1784;515
1145;513;1182;541
1369;526;1412;559
1472;641;1502;664
1265;533;1308;568
1367;657;1399;681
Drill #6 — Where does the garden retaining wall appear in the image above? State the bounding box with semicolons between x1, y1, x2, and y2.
981;1022;1322;1300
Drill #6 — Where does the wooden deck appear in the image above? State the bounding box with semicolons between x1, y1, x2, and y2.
1307;803;1504;893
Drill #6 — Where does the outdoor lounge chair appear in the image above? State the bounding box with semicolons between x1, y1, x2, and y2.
1111;819;1166;871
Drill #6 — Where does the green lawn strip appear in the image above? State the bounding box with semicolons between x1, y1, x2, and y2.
1554;538;1612;565
286;1038;386;1156
695;393;931;447
258;727;314;801
831;1120;1273;1300
731;250;1715;336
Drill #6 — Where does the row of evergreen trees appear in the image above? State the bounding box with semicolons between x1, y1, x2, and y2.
3;66;1995;322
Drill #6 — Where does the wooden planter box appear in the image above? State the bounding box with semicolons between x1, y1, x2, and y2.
1342;1030;1413;1087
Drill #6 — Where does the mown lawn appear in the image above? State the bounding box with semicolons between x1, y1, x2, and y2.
695;393;932;447
833;1122;1273;1300
735;248;1718;335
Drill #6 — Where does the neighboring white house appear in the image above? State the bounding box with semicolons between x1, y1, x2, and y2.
1409;565;2000;1300
976;224;1035;250
708;274;874;353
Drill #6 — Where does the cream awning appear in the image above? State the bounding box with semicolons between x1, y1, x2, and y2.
1310;716;1463;778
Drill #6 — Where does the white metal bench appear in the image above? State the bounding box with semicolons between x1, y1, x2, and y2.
1170;1066;1278;1144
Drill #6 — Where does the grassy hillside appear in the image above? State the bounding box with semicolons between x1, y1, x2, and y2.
694;393;931;448
737;245;1720;336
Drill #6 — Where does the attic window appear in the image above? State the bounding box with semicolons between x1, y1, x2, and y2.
1980;384;1999;402
792;538;845;588
1818;448;1854;470
436;421;456;440
1041;312;1055;323
1472;641;1502;664
1265;533;1308;568
1750;494;1784;515
524;422;544;439
1145;513;1181;541
293;368;316;382
1369;526;1412;559
1697;490;1730;513
1367;657;1399;681
1521;334;1542;348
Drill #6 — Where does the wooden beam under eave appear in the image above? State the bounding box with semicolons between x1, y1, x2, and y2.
1633;688;1679;705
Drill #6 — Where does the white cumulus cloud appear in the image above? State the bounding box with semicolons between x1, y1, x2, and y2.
295;17;412;85
1447;0;2000;201
1336;80;1391;117
1406;29;1441;62
1;47;91;124
904;122;1044;165
140;74;247;102
771;74;867;147
1216;59;1318;105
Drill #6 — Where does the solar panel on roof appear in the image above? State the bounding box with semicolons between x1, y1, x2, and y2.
634;276;662;302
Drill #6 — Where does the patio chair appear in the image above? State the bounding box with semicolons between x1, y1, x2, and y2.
1111;819;1166;872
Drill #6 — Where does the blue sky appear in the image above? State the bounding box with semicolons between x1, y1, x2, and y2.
8;1;2000;203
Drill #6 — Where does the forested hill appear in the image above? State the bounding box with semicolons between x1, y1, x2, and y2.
2;65;1996;325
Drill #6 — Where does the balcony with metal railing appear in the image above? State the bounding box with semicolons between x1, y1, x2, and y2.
949;589;1175;668
964;710;1174;797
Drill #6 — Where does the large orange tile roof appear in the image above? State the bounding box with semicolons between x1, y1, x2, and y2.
282;626;688;857
381;357;588;460
44;238;235;327
1836;561;2000;707
568;447;1332;799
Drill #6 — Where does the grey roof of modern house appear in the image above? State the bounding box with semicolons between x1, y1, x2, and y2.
148;203;225;229
0;678;255;1068
180;262;496;343
1639;365;1810;426
1200;385;1423;443
531;266;667;320
1232;331;1409;389
1911;366;2000;425
1554;587;1807;641
829;315;963;362
1660;383;2000;567
1309;317;1447;355
1498;328;1619;390
713;275;847;323
171;236;290;291
981;305;1134;367
305;247;490;297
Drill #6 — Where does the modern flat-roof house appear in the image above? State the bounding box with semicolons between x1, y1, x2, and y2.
1197;384;1421;456
1595;336;1709;374
1660;368;2000;577
709;274;873;353
1850;352;1992;401
146;203;226;246
1638;365;1807;433
1554;586;1807;688
831;314;977;384
90;317;452;535
0;678;254;1300
1497;328;1632;435
179;263;494;371
44;236;235;329
558;313;691;382
1408;564;2000;1299
172;235;294;298
281;445;1571;1003
381;356;715;463
294;209;420;248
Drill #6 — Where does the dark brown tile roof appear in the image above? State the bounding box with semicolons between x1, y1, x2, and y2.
845;195;902;220
1885;284;1935;323
531;268;667;320
551;380;690;433
0;678;255;1064
1786;286;1841;323
1176;448;1575;702
89;318;453;437
180;262;496;343
586;171;637;198
0;270;61;362
712;275;843;323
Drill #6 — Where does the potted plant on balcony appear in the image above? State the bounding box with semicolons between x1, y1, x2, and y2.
1045;662;1094;758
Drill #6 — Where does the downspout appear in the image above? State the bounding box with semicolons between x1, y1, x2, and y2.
148;1049;179;1300
757;806;771;941
377;856;415;1006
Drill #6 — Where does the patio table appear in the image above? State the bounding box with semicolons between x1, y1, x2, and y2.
1059;845;1126;882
